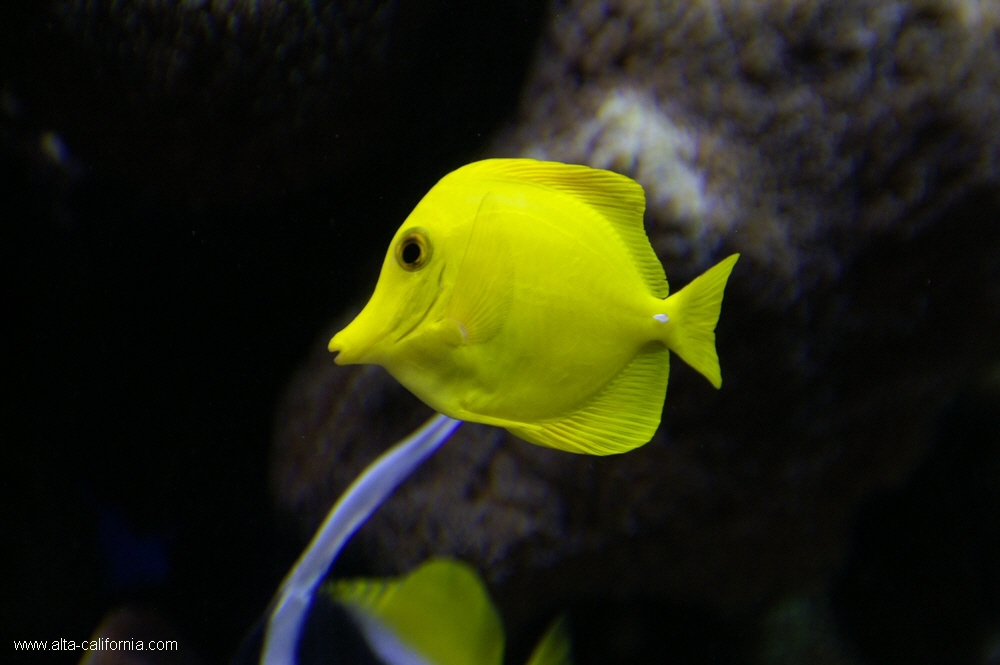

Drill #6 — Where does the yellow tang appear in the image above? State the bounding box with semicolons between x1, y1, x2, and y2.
327;558;571;665
329;159;738;455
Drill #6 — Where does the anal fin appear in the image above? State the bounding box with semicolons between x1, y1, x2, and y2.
507;344;670;455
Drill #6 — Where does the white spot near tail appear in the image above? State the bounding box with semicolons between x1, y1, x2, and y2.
654;314;669;323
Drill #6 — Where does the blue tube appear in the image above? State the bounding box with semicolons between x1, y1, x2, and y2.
261;413;463;665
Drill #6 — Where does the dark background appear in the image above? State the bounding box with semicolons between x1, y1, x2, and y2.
5;3;1000;665
4;2;547;661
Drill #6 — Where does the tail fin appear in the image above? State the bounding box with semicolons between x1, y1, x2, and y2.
662;254;739;388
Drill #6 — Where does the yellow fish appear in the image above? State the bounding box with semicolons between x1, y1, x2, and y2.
327;558;571;665
329;159;738;455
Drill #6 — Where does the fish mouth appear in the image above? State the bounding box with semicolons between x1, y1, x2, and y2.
327;329;350;362
393;262;445;344
328;262;445;364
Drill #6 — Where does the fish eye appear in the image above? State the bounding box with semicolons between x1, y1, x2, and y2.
395;229;432;271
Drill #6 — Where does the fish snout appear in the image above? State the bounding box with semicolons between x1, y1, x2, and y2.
327;326;368;365
326;331;350;364
327;309;386;365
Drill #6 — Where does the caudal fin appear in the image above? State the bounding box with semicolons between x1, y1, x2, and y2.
662;254;739;388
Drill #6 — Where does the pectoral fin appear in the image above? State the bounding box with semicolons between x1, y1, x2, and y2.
444;194;514;345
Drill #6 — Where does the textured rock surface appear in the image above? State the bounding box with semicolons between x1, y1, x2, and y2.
493;0;1000;299
271;2;1000;647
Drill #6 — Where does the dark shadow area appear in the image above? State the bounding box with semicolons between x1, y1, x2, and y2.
831;394;1000;665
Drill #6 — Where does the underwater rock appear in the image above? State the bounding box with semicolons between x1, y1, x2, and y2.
493;0;1000;300
2;1;544;204
272;0;1000;648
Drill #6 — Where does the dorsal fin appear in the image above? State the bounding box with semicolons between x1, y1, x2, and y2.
525;615;573;665
458;158;669;298
327;558;504;665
